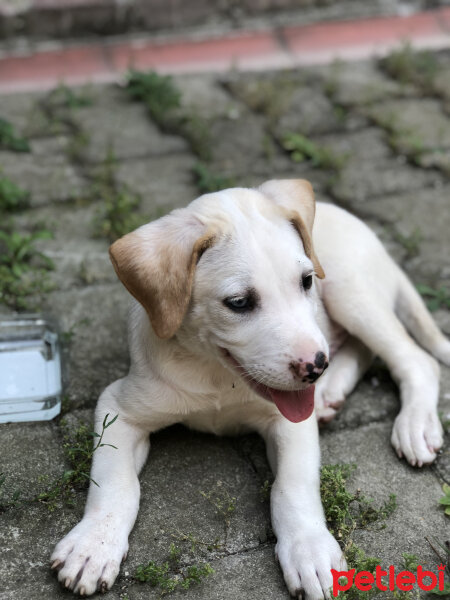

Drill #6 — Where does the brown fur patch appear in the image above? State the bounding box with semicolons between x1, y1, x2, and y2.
109;221;215;339
258;178;325;279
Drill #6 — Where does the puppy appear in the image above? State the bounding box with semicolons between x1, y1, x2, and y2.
51;179;449;599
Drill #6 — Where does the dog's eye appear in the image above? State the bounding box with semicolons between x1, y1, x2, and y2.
224;295;255;313
302;273;313;291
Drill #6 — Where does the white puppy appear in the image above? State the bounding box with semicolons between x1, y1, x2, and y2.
51;179;449;599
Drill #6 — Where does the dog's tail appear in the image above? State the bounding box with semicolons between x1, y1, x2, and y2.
396;269;450;366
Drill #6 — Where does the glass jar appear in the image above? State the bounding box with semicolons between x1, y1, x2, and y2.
0;315;62;423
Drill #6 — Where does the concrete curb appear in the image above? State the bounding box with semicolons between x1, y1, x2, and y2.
1;6;450;94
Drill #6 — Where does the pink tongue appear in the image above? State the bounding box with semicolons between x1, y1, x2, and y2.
269;385;315;423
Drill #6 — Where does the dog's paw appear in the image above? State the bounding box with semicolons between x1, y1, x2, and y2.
315;383;345;424
51;517;128;595
391;406;443;467
276;528;345;599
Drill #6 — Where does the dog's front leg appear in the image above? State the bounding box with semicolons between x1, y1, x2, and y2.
264;414;344;600
51;380;150;596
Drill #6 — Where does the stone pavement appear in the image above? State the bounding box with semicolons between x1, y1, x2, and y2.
1;48;450;599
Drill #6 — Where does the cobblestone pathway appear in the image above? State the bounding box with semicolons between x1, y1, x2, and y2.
1;46;449;599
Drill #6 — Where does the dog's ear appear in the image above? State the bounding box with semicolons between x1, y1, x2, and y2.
109;212;214;339
259;178;325;279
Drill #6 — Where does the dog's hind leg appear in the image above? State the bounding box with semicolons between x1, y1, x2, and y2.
396;269;450;366
324;288;443;467
315;336;373;423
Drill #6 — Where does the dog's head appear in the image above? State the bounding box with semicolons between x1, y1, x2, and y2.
110;179;328;422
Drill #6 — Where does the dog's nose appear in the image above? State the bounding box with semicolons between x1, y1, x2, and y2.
290;351;329;383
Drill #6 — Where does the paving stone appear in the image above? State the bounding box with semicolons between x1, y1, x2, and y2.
363;98;450;154
418;147;450;175
174;73;240;119
226;70;367;136
0;90;47;137
1;503;92;600
344;185;450;283
2;58;450;600
71;85;188;163
0;137;86;206
208;111;268;172
126;545;289;600
207;111;294;177
14;202;115;291
273;86;366;139
432;59;450;101
321;422;449;574
224;71;301;123
323;357;450;436
0;421;65;499
44;283;130;409
330;156;443;206
128;426;272;567
314;60;414;106
316;127;392;162
115;153;199;215
321;369;399;434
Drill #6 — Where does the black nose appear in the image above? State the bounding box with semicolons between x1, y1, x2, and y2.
314;351;327;369
289;353;329;383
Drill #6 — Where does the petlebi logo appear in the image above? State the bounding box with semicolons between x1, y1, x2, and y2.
331;564;447;596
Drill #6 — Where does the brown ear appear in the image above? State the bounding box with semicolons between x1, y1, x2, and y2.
109;211;214;339
258;178;325;279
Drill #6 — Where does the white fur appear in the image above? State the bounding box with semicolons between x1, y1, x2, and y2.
51;186;448;599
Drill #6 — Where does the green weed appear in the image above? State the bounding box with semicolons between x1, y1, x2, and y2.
426;536;450;596
226;77;293;123
320;464;397;598
393;227;422;258
36;413;118;509
125;71;211;160
46;83;93;110
390;553;421;600
416;284;450;312
28;83;93;151
179;113;211;161
380;44;439;90
320;466;448;599
0;175;29;212
0;414;118;512
262;133;276;160
260;479;271;502
0;229;54;309
0;117;30;152
192;162;235;194
170;530;222;554
60;318;91;345
321;464;397;543
401;552;419;571
126;70;181;124
66;130;90;164
438;483;450;517
134;542;214;595
365;107;427;163
388;128;425;163
283;133;345;170
0;473;22;512
200;481;237;529
91;151;145;241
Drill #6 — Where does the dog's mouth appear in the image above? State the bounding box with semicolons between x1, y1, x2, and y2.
219;348;315;423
